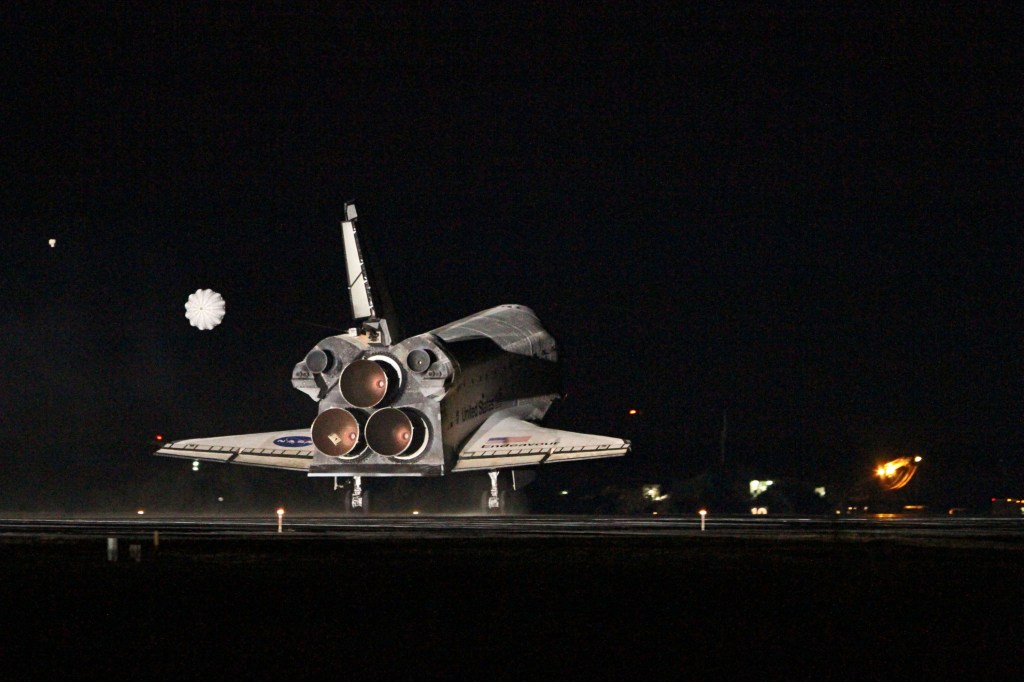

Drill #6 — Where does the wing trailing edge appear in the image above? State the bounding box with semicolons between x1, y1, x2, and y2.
453;415;630;471
155;430;315;471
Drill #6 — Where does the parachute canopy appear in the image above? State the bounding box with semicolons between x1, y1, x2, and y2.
185;289;226;330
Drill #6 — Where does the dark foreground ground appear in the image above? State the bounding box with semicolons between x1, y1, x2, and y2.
1;529;1021;679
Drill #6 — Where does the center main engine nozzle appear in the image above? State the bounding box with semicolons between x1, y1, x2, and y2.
339;358;402;408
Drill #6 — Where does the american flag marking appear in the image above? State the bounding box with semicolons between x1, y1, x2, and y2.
486;436;531;444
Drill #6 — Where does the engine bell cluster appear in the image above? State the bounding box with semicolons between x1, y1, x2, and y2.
304;343;435;462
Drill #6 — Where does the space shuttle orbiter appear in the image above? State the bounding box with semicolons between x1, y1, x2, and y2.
156;204;629;512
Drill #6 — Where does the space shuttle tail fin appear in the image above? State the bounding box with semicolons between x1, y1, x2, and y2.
341;203;374;321
340;203;398;344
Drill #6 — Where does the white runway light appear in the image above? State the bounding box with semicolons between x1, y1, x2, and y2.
184;288;226;330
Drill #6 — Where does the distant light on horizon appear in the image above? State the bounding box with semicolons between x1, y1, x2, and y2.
875;456;921;490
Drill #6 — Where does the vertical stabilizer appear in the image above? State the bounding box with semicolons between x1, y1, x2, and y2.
340;203;393;344
342;204;374;320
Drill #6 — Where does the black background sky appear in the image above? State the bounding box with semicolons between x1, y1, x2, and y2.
2;4;1021;509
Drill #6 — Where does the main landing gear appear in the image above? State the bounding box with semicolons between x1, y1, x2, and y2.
334;476;369;513
480;470;518;514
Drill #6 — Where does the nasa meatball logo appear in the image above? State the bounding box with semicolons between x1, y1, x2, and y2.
273;435;313;447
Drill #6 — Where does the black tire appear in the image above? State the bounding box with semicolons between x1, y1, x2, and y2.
480;491;502;514
344;489;369;514
499;490;518;515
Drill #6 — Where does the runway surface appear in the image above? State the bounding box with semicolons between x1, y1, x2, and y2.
1;513;1022;546
2;514;1021;678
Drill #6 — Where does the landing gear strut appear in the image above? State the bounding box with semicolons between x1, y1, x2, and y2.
334;476;369;513
487;471;501;511
480;470;506;514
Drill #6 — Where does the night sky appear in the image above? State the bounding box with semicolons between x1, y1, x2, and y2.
2;4;1021;510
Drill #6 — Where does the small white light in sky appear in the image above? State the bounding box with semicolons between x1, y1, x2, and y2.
48;238;56;248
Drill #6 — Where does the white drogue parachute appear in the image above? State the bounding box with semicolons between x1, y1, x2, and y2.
184;289;226;330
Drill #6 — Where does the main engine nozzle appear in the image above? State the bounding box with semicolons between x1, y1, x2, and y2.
311;407;366;458
365;407;429;459
339;359;399;408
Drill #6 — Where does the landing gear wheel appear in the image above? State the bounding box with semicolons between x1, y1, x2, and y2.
481;470;506;514
344;489;369;514
480;491;504;514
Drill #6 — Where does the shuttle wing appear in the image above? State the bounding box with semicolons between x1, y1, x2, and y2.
453;415;630;471
155;430;315;471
